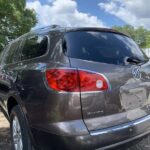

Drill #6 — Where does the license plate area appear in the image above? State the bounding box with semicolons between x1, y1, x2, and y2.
120;87;147;110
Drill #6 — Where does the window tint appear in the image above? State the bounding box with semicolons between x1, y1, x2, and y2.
63;31;147;65
3;41;21;64
21;35;48;60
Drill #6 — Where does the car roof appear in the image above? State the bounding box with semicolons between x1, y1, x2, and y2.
64;27;129;37
13;25;129;42
32;25;129;37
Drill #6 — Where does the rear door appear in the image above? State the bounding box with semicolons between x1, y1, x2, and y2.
0;40;21;112
63;30;150;131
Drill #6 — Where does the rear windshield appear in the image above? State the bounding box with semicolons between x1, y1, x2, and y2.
63;31;148;65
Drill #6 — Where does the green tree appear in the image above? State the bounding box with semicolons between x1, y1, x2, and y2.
113;25;136;39
134;27;147;48
113;25;150;48
146;31;150;48
0;0;37;51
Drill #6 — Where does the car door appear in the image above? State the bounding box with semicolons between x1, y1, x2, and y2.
13;33;51;122
0;45;9;110
0;40;22;113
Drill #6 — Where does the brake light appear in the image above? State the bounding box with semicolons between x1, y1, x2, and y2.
78;70;108;92
46;69;79;92
46;69;108;92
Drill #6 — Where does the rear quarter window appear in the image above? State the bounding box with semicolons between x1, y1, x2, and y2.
21;35;48;60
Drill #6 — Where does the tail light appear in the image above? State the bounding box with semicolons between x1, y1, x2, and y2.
46;69;108;92
78;70;108;92
46;69;79;92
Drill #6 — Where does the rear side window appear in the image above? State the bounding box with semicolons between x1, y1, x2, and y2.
63;31;147;65
3;41;21;64
21;35;48;60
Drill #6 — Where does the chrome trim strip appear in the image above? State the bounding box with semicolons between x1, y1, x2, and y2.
90;115;150;136
96;130;150;150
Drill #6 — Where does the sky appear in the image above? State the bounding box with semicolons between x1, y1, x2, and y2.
26;0;150;29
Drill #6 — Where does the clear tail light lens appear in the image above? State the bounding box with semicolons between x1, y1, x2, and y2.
46;69;108;92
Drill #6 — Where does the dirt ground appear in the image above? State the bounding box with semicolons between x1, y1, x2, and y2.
0;110;11;150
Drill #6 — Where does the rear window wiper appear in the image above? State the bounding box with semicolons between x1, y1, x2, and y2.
126;56;148;65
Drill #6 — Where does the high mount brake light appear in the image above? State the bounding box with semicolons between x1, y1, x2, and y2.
46;69;108;92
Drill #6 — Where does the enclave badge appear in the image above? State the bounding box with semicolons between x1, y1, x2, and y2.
132;67;141;79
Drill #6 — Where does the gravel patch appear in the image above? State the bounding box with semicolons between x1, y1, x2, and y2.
0;110;11;150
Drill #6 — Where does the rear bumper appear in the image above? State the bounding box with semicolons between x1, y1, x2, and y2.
31;115;150;150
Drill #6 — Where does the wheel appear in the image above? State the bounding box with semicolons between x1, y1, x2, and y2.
10;105;33;150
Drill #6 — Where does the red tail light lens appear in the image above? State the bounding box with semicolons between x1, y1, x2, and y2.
78;70;108;92
46;69;79;92
46;69;108;92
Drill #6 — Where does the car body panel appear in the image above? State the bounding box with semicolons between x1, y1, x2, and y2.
31;114;150;150
1;26;150;150
69;58;150;131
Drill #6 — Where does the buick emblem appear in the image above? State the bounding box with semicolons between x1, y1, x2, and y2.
132;67;141;79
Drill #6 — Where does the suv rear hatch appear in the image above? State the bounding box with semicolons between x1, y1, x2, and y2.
63;29;150;131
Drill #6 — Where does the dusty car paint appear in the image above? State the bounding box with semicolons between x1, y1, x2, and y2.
0;26;150;150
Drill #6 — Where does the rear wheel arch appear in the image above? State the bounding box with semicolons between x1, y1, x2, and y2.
8;97;36;149
10;105;34;150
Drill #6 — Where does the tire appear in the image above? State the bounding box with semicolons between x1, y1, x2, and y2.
10;105;33;150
